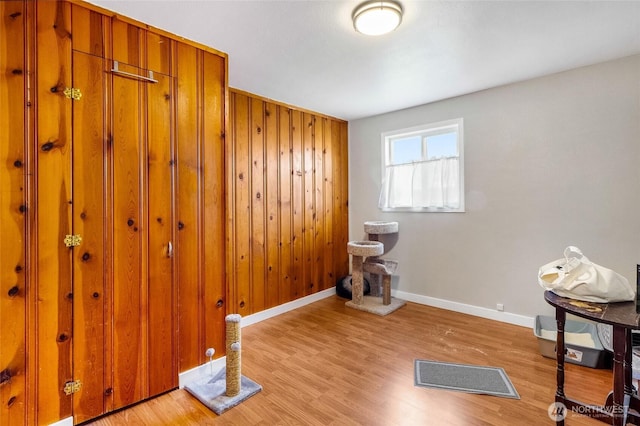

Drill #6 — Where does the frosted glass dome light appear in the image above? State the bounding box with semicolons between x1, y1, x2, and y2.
353;1;403;36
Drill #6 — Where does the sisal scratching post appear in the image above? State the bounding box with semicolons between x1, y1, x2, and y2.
367;234;382;297
184;313;262;415
225;314;241;397
351;255;364;305
382;274;391;305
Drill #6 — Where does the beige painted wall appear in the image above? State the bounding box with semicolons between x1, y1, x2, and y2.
349;54;640;320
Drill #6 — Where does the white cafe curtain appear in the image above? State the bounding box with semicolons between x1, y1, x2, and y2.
379;157;460;210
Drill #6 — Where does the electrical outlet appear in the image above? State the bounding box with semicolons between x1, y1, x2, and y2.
496;303;504;312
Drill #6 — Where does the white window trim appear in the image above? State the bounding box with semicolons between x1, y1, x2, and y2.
380;118;465;213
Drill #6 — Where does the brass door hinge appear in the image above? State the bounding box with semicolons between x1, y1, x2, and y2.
63;87;82;101
64;234;82;248
64;380;82;395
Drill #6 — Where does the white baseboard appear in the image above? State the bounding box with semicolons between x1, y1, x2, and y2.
49;417;73;426
178;357;227;389
178;287;336;388
393;290;534;328
240;287;335;328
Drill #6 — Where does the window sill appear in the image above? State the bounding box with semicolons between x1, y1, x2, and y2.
379;207;465;213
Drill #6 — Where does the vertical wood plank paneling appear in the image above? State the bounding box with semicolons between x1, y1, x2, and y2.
71;4;104;57
34;1;73;423
332;121;345;280
175;43;202;371
264;103;280;309
290;110;304;300
202;51;226;356
302;113;315;296
146;71;175;395
111;19;140;67
314;118;325;291
231;93;251;317
111;62;144;409
71;51;106;423
2;3;229;422
0;2;27;424
228;90;348;312
101;12;116;417
324;121;336;287
338;122;350;277
250;98;265;313
278;107;292;305
146;32;170;75
226;92;237;316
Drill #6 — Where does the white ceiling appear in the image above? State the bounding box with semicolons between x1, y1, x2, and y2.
88;0;640;121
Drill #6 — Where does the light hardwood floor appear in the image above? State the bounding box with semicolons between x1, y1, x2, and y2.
86;296;611;425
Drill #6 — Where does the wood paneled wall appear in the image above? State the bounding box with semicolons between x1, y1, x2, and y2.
0;2;28;424
0;1;349;424
227;90;349;317
1;1;227;424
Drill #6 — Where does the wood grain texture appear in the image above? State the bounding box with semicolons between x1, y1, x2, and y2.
230;92;252;317
250;98;266;313
111;61;144;409
111;19;140;67
66;0;228;60
34;1;73;423
71;50;106;424
0;2;27;424
228;91;349;316
175;42;203;372
337;121;349;278
323;119;335;290
264;102;280;309
302;113;314;297
314;117;325;291
145;31;170;75
146;71;175;396
290;109;304;300
201;51;226;358
2;1;229;423
277;106;292;306
71;4;105;57
85;297;611;426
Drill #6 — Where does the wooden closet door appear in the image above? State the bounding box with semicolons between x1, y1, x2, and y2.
146;70;176;396
0;1;27;423
175;43;202;371
110;61;146;409
110;60;175;409
71;50;107;424
174;45;226;371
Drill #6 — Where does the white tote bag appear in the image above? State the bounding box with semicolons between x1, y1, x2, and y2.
538;246;635;303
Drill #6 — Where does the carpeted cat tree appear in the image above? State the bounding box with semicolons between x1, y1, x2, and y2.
346;221;405;315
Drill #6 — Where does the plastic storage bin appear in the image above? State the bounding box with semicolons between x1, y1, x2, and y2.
534;315;611;369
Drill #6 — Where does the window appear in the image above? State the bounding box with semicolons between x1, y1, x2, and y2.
379;118;464;212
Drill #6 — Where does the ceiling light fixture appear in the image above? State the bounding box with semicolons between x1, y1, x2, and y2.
352;1;403;36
